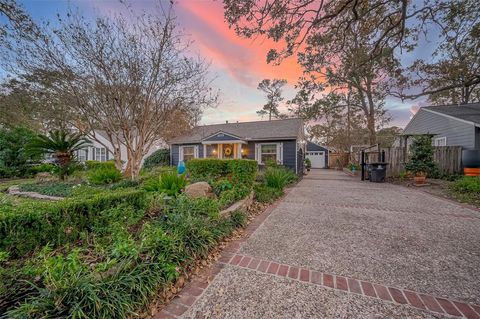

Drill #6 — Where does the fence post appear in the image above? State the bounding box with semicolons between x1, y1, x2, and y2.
361;150;365;181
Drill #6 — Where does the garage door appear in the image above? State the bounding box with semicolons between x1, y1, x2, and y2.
306;151;325;168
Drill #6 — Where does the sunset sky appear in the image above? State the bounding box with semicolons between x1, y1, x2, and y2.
18;0;433;127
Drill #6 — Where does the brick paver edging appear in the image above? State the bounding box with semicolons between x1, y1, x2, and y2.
153;189;290;319
221;252;480;319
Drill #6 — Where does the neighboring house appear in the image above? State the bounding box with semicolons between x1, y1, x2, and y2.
168;118;306;174
306;141;329;168
74;130;166;166
402;103;480;149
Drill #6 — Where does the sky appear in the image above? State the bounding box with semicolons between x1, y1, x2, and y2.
14;0;437;128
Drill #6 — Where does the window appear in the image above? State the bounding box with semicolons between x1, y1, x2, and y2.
255;143;283;164
94;147;107;162
76;149;88;162
434;137;447;146
180;145;198;162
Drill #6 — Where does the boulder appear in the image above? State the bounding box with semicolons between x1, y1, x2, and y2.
35;172;54;183
184;182;215;199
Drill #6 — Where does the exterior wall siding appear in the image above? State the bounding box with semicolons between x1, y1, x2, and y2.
403;109;475;149
171;140;298;172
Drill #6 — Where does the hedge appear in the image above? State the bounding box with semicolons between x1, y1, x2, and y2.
186;159;257;186
85;160;117;171
0;189;146;256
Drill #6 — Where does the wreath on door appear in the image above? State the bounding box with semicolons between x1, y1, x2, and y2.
224;147;232;156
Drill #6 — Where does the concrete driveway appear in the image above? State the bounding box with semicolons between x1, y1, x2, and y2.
160;169;480;319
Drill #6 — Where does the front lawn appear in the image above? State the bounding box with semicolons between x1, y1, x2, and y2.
0;159;263;318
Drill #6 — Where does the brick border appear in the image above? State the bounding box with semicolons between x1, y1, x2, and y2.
221;252;480;319
153;189;289;319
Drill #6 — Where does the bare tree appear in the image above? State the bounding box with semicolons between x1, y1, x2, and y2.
7;4;218;179
257;79;287;120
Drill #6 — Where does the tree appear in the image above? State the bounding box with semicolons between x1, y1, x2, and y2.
26;130;91;180
223;0;438;63
225;1;400;144
398;0;480;104
7;4;217;179
377;126;403;148
0;0;37;45
0;127;39;177
257;79;287;120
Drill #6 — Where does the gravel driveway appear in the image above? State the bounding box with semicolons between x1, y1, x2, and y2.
176;169;480;319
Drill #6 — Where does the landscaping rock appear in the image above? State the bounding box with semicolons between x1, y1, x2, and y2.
185;182;215;199
8;186;63;201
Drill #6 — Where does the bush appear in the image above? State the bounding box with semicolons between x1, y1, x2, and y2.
186;159;257;186
109;179;141;190
18;182;77;197
144;171;187;196
172;194;220;219
405;135;437;177
143;148;170;169
87;167;123;185
450;176;480;193
304;158;311;169
253;184;283;203
0;127;40;178
264;167;296;189
0;189;146;256
28;163;56;175
85;160;117;171
211;178;234;196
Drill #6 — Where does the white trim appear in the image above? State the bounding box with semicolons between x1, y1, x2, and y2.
202;140;247;145
255;142;283;165
434;136;447;146
203;144;207;158
202;130;243;141
179;145;198;162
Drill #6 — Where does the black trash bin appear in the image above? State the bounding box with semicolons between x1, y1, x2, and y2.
369;162;388;183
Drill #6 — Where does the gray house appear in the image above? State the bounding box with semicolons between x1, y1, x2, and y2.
169;118;305;174
403;103;480;149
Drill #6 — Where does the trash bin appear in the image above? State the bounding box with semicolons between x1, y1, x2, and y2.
369;162;388;183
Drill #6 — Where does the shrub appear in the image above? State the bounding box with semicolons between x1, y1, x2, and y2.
0;189;146;256
18;182;77;197
186;159;257;186
304;158;311;169
85;160;117;171
143;148;170;169
109;179;141;190
405;135;437;177
144;171;187;196
28;163;56;175
211;178;233;196
264;167;296;189
0;127;40;178
450;176;480;193
87;167;123;185
253;184;283;203
173;194;220;219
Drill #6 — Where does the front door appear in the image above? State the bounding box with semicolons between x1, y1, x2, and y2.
222;143;235;159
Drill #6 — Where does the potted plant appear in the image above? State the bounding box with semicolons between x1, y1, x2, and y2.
404;135;437;185
304;158;311;172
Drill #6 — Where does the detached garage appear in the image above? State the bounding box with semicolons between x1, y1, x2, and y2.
306;141;328;168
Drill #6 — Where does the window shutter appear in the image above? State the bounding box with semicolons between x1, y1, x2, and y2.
278;143;283;164
255;144;261;163
194;145;199;158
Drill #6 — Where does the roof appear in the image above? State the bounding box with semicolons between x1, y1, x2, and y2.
422;103;480;126
169;118;304;144
307;141;329;151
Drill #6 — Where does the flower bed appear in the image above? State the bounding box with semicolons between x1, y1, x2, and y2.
0;159;260;318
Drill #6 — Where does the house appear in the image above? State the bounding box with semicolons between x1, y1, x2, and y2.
74;130;166;166
402;103;480;149
168;118;306;174
306;141;329;168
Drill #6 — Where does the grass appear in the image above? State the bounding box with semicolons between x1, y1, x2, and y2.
449;176;480;207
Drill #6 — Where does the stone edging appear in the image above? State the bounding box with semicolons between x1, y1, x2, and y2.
7;186;63;201
219;191;254;217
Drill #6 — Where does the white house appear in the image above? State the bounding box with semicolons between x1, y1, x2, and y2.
75;130;167;166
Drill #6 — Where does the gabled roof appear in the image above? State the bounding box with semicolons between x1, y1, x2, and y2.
169;118;304;144
422;103;480;126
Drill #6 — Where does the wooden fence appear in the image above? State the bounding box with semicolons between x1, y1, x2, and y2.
377;146;463;177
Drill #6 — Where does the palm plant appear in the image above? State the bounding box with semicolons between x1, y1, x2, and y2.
26;130;91;180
